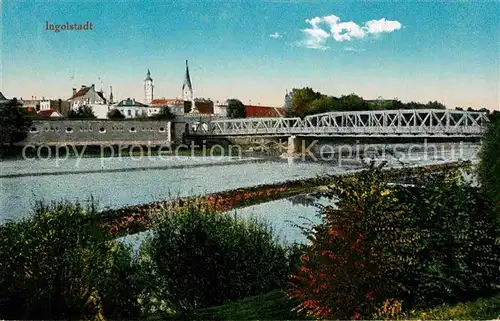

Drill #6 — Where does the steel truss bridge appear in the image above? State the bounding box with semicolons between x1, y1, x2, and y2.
188;109;489;137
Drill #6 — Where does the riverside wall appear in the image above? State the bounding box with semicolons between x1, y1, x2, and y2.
19;119;187;146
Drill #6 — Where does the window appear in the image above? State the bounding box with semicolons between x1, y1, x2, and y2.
130;127;136;133
30;127;38;133
159;127;165;132
128;110;131;116
99;127;106;133
135;110;139;116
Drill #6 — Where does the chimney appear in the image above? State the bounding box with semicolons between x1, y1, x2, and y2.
91;84;95;88
72;88;76;96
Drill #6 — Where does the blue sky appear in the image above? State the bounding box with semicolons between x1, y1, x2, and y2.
1;0;499;109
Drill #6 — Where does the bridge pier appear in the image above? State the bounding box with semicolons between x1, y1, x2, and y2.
287;135;300;155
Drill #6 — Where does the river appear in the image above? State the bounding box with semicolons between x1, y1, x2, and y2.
0;142;481;244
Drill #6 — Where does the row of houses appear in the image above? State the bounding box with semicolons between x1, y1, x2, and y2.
1;86;284;119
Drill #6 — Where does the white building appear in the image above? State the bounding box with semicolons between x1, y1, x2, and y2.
68;84;107;109
150;98;185;116
114;98;149;118
214;101;228;117
67;84;116;118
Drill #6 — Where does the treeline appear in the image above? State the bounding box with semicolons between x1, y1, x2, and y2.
285;87;497;120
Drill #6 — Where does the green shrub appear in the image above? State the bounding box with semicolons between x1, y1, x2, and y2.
0;202;143;319
141;203;291;314
395;170;500;308
289;165;407;319
479;118;500;212
290;163;500;319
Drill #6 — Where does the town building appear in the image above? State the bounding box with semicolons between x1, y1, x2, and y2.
68;84;107;108
285;89;294;112
189;98;214;114
114;98;149;118
214;101;228;117
245;105;285;118
40;99;71;116
0;92;9;104
67;84;111;119
366;96;398;109
144;69;154;104
21;99;41;110
150;98;184;116
37;109;63;118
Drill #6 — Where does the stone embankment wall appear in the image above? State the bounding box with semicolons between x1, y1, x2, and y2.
19;119;187;146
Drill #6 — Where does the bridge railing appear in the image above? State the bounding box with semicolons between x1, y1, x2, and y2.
188;109;489;137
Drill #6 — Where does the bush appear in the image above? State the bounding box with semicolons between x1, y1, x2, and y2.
289;163;500;319
0;202;143;319
395;169;500;308
479;118;500;212
141;203;291;314
289;165;406;319
107;108;125;119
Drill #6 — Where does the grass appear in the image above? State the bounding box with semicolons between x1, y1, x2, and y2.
161;290;307;320
159;290;500;320
409;294;500;320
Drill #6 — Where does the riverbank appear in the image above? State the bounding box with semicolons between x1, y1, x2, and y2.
100;161;471;237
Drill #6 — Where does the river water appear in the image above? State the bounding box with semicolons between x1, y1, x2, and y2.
0;143;481;243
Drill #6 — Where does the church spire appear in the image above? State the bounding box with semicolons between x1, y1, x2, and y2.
109;86;114;104
183;60;192;90
145;69;152;81
182;60;193;101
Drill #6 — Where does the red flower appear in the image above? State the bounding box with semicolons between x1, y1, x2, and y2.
353;312;360;319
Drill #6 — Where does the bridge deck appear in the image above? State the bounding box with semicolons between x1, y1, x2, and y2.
188;109;489;137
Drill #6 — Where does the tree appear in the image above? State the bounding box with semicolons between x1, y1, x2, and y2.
337;93;368;112
478;117;500;214
150;107;175;120
286;87;323;118
0;98;31;147
227;99;246;118
68;105;97;119
309;96;336;115
107;109;125;120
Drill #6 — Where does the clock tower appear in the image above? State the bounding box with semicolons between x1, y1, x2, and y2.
144;69;153;104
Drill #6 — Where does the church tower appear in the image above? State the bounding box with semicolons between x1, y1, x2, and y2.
182;60;193;101
109;86;114;104
144;69;153;104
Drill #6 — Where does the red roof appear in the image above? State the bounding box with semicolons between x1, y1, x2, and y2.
69;86;91;100
37;109;61;117
245;105;284;118
150;98;183;105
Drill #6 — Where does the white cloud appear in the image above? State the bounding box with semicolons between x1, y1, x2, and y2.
299;14;402;49
343;47;367;52
300;26;330;49
269;32;281;39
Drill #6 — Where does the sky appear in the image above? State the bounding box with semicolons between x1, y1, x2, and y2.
1;0;499;110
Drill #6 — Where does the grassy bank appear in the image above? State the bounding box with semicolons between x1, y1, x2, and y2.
162;290;500;320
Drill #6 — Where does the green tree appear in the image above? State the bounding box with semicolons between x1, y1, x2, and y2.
107;108;125;120
286;87;322;118
426;101;446;109
309;96;336;115
337;93;368;111
0;98;31;148
68;105;97;119
478;118;500;214
227;99;246;118
150;107;175;120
